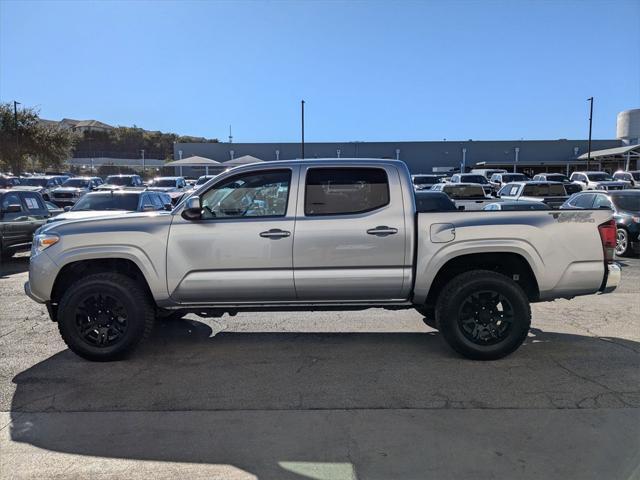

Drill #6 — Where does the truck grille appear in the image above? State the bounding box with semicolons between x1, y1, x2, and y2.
54;192;74;199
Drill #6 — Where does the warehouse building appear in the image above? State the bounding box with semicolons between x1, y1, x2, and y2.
173;109;639;176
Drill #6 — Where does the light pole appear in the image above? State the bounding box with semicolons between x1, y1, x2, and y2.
514;147;520;173
140;149;145;177
587;97;594;170
301;100;305;159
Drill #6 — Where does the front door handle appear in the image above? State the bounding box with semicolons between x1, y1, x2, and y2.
259;229;291;239
366;226;398;236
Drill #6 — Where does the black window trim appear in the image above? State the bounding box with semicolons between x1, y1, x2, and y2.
198;168;293;221
304;166;391;217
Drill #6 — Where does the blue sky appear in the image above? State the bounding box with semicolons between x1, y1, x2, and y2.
1;0;638;142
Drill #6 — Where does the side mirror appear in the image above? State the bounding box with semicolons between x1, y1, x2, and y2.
181;196;202;220
3;203;21;213
63;206;71;212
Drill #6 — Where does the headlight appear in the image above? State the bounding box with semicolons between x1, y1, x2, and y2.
31;233;59;256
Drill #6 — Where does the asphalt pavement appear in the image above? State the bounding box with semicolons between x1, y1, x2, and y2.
0;253;639;479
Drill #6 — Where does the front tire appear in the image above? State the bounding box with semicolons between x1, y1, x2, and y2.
57;272;155;361
435;270;530;360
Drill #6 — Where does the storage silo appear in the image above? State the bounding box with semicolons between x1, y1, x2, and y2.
617;108;640;145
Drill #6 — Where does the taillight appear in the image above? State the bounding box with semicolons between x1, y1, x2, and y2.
598;219;616;263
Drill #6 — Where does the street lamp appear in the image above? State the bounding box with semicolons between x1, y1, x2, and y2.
13;101;21;172
587;97;594;170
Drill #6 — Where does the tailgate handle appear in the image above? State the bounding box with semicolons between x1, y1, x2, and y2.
366;226;398;236
259;229;291;239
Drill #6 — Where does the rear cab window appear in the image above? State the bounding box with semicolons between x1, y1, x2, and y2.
304;168;390;216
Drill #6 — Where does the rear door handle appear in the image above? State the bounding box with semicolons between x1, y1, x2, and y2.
366;226;398;236
259;229;291;239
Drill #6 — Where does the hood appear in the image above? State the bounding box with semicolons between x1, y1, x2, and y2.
46;210;130;223
147;186;176;192
43;210;172;231
14;185;44;192
96;184;125;191
594;181;627;187
52;187;86;194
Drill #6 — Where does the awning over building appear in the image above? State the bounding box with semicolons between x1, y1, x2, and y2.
223;155;264;166
577;144;639;170
164;156;222;167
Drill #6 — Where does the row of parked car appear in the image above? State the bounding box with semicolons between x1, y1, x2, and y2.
412;169;640;256
0;173;219;259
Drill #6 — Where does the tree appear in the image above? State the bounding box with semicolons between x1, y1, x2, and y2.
0;102;75;174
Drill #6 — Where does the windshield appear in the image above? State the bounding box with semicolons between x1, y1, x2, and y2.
632;172;640;181
105;176;133;186
20;178;48;187
612;193;640;212
444;185;486;199
72;193;139;211
413;176;440;185
586;173;613;182
461;175;488;184
62;179;90;188
546;174;570;182
151;179;176;187
196;176;213;185
501;174;528;183
522;184;566;196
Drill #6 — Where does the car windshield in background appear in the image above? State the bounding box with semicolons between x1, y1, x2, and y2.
631;172;640;181
152;179;177;187
72;193;139;211
413;176;440;185
523;184;566;196
546;174;570;182
105;176;133;185
20;178;48;187
461;175;488;184
612;193;640;212
501;174;528;183
62;179;90;188
196;177;213;185
502;203;549;211
587;173;613;182
444;185;486;199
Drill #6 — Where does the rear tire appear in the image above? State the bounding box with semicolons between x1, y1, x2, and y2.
435;270;530;360
57;272;155;361
615;228;630;257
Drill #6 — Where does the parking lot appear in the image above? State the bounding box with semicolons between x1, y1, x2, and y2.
0;253;638;479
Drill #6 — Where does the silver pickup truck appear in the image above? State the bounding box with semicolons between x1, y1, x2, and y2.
25;159;621;362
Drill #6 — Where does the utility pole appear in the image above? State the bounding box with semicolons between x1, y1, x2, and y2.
13;101;20;173
141;149;145;177
587;97;594;170
301;100;305;159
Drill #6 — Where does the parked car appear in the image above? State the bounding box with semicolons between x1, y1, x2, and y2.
497;181;568;209
46;190;173;224
195;175;216;186
411;174;445;191
431;183;494;210
147;176;188;203
470;168;507;180
50;176;104;207
15;175;66;201
488;173;529;193
1;189;50;259
532;173;582;195
97;174;144;190
561;190;640;256
483;201;550;211
414;190;457;212
569;171;628;191
45;201;64;217
26;158;621;362
0;175;21;189
612;170;640;189
449;173;493;195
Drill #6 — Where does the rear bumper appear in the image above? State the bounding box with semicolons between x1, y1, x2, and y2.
599;263;621;294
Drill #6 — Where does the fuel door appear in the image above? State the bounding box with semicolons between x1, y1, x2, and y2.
430;223;455;243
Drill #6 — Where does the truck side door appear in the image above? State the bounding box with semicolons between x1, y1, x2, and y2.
166;166;299;303
293;165;408;301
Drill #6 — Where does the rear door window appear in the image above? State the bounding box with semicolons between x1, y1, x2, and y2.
304;168;389;216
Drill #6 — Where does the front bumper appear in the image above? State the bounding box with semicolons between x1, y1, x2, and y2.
24;281;46;303
599;263;621;294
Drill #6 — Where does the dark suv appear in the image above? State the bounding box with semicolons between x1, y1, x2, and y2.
561;190;640;256
0;189;50;259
